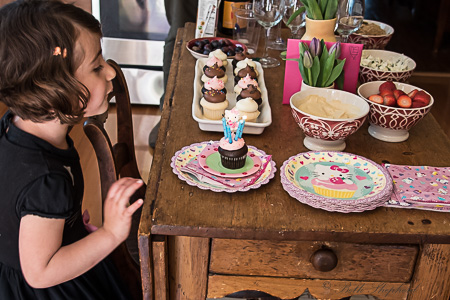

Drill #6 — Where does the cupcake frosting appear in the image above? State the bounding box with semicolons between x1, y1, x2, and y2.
235;97;258;112
239;84;261;102
236;58;256;69
205;76;225;90
206;55;223;67
204;64;225;78
236;65;258;79
238;74;258;89
219;134;245;150
209;49;227;62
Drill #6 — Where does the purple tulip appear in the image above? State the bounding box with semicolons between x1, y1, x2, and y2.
328;41;341;58
303;50;313;68
309;37;322;58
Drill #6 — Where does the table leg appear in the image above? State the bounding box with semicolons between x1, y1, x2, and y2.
408;244;450;299
168;236;210;299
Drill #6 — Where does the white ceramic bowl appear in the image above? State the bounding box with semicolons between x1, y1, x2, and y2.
359;49;416;83
290;89;369;151
348;20;394;49
357;81;434;142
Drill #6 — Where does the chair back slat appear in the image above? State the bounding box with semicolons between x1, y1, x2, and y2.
83;59;144;300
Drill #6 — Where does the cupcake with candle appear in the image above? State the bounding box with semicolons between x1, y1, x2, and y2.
234;75;262;106
209;49;228;66
234;58;258;84
234;97;260;122
201;56;228;83
200;76;229;120
219;109;248;169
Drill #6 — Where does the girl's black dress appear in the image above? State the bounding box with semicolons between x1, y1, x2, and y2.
0;111;131;300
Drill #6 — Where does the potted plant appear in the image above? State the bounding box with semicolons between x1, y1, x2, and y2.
287;0;338;42
288;38;346;89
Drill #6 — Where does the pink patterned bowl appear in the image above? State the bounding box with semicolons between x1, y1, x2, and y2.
357;81;434;142
348;20;394;49
359;49;416;84
290;89;369;151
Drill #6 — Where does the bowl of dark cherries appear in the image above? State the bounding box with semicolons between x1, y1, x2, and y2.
186;37;248;59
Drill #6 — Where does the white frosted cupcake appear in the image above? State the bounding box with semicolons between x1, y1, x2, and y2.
234;97;260;122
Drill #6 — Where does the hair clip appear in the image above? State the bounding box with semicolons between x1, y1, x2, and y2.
53;47;67;58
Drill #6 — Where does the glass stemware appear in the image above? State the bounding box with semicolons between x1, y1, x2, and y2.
253;0;285;68
282;0;305;39
268;22;287;51
336;0;365;43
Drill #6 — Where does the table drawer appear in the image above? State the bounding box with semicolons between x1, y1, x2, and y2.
209;239;418;282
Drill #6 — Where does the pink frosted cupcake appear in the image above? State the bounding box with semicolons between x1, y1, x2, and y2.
201;56;228;83
234;74;262;106
200;76;229;120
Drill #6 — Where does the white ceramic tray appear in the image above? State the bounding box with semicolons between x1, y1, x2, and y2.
192;58;272;134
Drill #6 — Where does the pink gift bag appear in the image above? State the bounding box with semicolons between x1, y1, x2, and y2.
282;39;363;105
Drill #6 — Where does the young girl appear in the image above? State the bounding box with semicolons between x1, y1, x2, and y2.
0;1;143;298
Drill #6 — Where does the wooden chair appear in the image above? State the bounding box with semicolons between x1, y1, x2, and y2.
83;59;145;300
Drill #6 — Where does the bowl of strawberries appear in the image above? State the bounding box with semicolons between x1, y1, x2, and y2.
357;81;433;142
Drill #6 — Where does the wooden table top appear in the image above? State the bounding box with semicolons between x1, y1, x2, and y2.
139;23;450;245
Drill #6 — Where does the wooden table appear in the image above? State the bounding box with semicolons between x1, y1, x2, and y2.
138;23;450;300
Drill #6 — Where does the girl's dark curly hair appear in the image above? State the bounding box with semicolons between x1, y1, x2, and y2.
0;0;102;125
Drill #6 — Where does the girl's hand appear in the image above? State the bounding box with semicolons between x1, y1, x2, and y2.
102;178;144;243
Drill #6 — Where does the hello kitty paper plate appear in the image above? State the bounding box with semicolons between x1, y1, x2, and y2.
280;151;393;213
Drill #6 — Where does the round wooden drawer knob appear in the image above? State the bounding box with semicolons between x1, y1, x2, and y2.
311;249;338;272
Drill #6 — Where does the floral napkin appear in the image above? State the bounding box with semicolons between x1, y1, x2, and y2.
181;155;272;189
384;164;450;212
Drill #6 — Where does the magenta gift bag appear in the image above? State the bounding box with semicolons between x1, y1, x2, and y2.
282;39;363;105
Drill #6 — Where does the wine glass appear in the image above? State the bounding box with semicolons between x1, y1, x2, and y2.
336;0;365;43
268;22;287;51
282;0;305;39
253;0;285;68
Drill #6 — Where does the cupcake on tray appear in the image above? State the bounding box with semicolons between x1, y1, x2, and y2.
234;58;258;84
200;76;229;120
234;98;260;122
234;74;262;106
201;56;228;83
219;110;248;169
232;51;247;72
209;49;228;67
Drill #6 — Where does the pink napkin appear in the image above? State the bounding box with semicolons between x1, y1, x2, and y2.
384;164;450;212
282;39;364;104
181;155;272;189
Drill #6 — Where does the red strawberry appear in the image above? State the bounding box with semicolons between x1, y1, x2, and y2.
393;89;406;100
397;95;412;108
411;101;426;108
383;95;396;106
408;89;418;99
368;94;384;104
413;90;431;106
379;81;396;93
380;89;394;97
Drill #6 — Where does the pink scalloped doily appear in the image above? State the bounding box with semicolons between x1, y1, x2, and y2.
171;141;276;193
